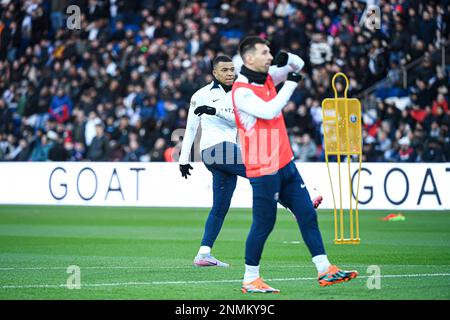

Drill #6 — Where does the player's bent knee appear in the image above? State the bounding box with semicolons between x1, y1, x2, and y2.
252;219;276;237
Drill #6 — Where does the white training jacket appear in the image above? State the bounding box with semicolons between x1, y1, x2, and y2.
179;81;237;165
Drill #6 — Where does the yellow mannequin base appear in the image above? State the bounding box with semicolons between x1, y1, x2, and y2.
334;239;360;244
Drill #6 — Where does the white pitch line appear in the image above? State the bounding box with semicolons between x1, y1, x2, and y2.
1;264;448;271
1;273;449;289
0;266;191;271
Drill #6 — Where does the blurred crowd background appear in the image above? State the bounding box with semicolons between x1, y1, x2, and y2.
0;0;449;163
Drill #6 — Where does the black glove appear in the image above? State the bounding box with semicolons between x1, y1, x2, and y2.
273;51;289;67
179;164;193;179
194;105;216;116
287;72;303;83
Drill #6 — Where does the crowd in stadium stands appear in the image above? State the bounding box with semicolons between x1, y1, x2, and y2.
0;0;449;163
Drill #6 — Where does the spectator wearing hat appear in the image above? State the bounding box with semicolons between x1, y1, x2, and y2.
398;136;416;162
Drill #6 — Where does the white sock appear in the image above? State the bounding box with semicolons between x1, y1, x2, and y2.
243;264;260;283
198;246;211;256
312;255;331;274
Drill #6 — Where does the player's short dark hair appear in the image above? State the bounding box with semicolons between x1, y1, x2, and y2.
239;36;270;58
212;55;232;69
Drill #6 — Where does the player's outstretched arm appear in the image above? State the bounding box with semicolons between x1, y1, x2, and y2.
269;51;305;86
233;72;303;120
194;105;236;124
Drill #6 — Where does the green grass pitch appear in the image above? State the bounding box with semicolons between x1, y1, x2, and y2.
0;205;449;300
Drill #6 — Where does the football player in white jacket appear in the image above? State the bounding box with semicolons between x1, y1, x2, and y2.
179;55;245;267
